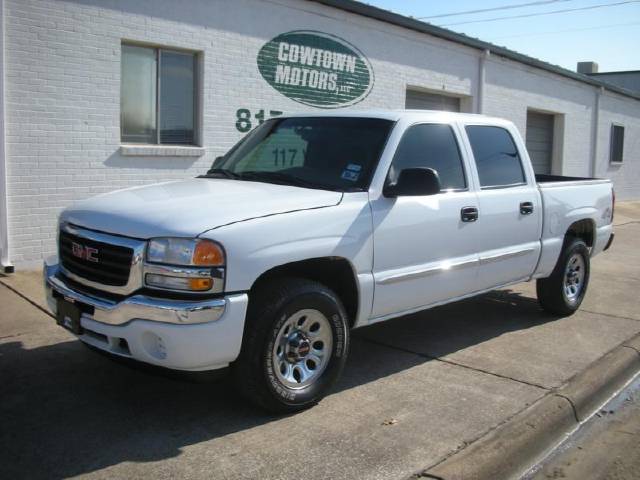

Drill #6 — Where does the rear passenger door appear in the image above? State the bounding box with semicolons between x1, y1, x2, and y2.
463;124;542;290
370;123;480;319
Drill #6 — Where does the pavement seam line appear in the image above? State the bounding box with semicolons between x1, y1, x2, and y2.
622;344;640;356
580;309;640;323
0;280;54;319
552;392;580;423
357;335;550;391
613;220;640;227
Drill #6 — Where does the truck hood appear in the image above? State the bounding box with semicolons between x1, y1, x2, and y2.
60;178;343;239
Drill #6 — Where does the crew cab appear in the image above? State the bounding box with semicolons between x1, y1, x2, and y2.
44;111;615;412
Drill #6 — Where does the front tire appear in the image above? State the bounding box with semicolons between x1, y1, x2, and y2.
233;277;350;413
537;237;590;316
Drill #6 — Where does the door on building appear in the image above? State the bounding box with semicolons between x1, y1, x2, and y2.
406;90;461;112
525;111;555;174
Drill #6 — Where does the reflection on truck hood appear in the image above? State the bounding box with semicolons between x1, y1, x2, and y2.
60;178;343;239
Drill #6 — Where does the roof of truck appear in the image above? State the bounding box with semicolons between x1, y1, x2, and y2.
284;109;512;125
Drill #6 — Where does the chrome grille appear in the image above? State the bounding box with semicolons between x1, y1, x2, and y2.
59;229;133;286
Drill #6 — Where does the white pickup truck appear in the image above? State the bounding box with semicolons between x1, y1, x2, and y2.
44;110;615;412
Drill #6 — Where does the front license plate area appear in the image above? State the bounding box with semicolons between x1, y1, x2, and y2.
56;298;83;335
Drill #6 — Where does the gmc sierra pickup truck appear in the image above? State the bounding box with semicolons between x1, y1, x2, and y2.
44;111;615;412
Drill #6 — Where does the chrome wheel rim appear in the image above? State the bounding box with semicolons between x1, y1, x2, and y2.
272;309;333;389
564;253;585;302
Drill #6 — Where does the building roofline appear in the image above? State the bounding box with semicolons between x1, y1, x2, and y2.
588;70;640;76
310;0;640;102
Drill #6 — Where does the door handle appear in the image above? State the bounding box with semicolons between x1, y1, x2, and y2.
520;202;534;215
461;206;478;222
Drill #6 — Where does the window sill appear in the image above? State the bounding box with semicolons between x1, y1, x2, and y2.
609;161;623;165
120;145;206;157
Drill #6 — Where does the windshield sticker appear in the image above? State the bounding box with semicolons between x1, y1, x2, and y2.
341;169;360;182
345;163;362;172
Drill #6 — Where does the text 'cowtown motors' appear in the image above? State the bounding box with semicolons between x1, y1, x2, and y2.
257;31;374;108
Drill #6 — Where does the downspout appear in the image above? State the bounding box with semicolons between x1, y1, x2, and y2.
476;49;490;114
0;0;12;273
590;86;603;178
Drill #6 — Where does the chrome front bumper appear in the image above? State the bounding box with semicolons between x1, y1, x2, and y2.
44;257;249;371
44;258;226;325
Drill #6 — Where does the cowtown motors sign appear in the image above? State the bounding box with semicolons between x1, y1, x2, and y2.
257;30;374;108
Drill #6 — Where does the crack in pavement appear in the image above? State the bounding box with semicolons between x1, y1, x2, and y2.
356;335;550;391
0;280;54;319
580;309;640;323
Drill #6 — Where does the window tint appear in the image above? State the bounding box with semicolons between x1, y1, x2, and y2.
389;124;466;190
610;125;624;163
466;126;526;188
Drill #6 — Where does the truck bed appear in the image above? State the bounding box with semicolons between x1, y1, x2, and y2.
535;174;611;188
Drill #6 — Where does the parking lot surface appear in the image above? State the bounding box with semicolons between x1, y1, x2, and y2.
1;202;639;480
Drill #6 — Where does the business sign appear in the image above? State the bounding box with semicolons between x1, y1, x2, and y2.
257;30;374;109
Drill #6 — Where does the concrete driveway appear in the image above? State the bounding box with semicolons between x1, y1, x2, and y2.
1;202;639;480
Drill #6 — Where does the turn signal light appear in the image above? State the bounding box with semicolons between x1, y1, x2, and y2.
193;241;225;266
188;278;213;291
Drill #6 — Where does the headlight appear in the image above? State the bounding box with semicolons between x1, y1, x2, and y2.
145;238;225;293
147;238;225;266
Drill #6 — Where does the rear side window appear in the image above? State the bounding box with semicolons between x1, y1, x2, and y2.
389;123;466;190
465;126;526;188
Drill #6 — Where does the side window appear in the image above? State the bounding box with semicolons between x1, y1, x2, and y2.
389;124;466;190
610;124;624;163
465;126;526;188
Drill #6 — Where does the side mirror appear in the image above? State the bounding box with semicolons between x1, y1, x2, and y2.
384;168;441;197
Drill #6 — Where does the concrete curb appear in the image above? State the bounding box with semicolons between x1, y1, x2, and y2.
411;333;640;480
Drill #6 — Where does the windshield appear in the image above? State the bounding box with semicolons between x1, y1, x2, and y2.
206;117;394;191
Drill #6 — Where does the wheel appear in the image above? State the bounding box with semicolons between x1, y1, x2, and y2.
232;277;350;413
537;237;590;316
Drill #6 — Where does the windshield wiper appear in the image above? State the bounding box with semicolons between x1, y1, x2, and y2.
199;168;241;180
238;171;335;191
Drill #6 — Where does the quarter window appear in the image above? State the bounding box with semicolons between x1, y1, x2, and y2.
465;125;526;188
610;124;624;163
389;124;466;190
121;44;198;145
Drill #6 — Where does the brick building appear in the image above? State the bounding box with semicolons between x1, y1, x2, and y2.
0;0;639;270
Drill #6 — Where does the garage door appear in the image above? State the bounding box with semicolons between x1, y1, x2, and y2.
405;90;460;112
525;111;554;174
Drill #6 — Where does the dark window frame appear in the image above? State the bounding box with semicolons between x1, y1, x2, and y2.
385;122;469;193
465;124;528;190
121;42;200;146
609;124;625;164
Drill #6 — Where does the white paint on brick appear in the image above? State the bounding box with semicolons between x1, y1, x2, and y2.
3;0;639;267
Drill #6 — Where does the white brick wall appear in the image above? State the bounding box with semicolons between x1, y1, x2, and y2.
3;0;640;267
597;92;640;200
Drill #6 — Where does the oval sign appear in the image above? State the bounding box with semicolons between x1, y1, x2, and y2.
257;30;374;109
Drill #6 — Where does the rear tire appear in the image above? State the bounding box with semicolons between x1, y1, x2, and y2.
537;237;590;316
232;277;350;413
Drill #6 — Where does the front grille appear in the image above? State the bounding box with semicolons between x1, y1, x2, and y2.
59;229;133;286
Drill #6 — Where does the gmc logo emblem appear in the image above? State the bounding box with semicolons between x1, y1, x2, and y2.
71;242;99;263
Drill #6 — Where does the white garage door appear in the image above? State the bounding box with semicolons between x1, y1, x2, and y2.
405;90;460;112
526;111;554;174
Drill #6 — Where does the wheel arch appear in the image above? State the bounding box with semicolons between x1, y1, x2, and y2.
565;218;595;248
249;256;360;328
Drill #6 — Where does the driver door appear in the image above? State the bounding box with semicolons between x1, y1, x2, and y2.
370;123;480;319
